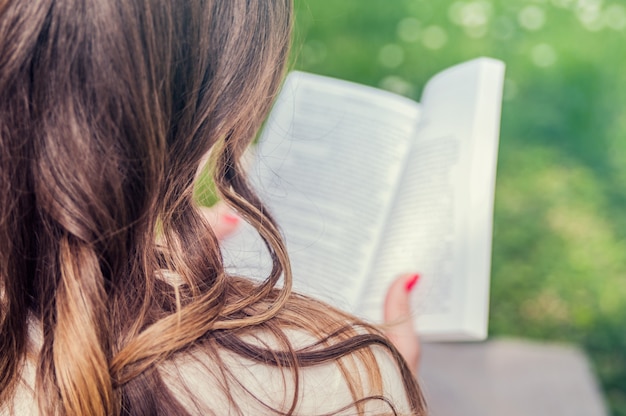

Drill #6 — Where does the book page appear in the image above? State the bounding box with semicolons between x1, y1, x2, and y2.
357;59;505;340
221;72;420;312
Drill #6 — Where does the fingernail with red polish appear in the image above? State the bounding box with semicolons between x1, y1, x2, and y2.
223;214;239;225
405;274;420;292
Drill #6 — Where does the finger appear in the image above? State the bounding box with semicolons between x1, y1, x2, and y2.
199;202;240;241
384;273;421;373
384;273;418;323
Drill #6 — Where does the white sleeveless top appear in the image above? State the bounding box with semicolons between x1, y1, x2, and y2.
4;322;414;415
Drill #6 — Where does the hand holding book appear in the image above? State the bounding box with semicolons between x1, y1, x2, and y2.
221;58;505;341
203;204;422;370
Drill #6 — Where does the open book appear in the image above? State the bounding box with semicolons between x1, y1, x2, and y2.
221;58;505;341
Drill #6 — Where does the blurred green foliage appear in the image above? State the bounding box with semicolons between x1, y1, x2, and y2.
290;0;626;414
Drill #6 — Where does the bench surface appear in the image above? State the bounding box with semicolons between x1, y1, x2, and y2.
418;339;608;416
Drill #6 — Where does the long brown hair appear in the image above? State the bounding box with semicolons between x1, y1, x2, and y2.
0;0;425;414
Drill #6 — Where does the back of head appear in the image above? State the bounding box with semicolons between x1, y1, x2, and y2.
0;0;291;414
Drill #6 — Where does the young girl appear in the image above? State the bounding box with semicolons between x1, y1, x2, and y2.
0;0;425;414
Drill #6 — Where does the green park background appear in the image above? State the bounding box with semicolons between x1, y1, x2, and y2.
290;0;626;414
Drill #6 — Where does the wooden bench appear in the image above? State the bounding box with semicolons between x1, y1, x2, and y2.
418;339;608;416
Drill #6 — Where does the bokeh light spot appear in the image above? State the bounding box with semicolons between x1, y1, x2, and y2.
518;5;547;31
378;44;405;68
421;26;448;49
463;1;492;27
379;76;415;97
448;1;466;25
531;43;557;67
449;1;493;29
576;0;604;31
397;17;421;42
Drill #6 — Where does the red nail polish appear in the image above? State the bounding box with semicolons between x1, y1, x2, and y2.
223;214;239;224
404;274;419;292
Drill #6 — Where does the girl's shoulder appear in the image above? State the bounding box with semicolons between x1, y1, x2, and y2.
4;297;417;415
161;322;414;415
